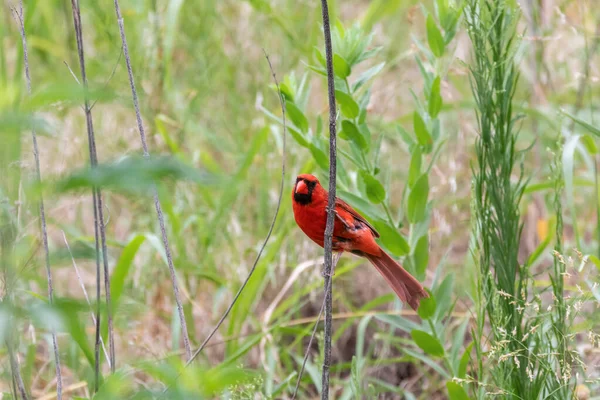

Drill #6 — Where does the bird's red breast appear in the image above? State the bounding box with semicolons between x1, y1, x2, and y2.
291;174;381;256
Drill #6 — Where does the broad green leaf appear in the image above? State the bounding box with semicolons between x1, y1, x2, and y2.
413;112;432;150
412;234;429;277
407;174;429;223
417;290;436;319
55;155;216;195
408;147;422;188
310;143;329;170
446;381;470;400
372;219;410;256
335;90;360;119
360;171;386;204
337;191;386;221
286;101;309;134
278;82;295;102
411;329;444;357
458;341;473;378
428;76;443;118
341;120;368;150
426;15;445;57
333;54;351;79
289;126;310;147
25;82;117;110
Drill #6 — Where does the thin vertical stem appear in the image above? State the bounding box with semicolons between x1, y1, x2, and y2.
68;0;116;385
319;0;337;398
111;0;191;359
292;253;341;400
11;2;62;398
7;340;29;400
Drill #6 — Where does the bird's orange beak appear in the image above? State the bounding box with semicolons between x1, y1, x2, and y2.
295;180;308;195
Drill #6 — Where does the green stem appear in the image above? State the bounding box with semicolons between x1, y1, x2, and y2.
382;202;396;228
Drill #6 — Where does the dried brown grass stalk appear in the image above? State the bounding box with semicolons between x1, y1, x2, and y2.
68;0;116;388
318;0;338;398
11;1;62;398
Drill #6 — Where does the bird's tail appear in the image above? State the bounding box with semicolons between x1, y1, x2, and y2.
366;250;428;311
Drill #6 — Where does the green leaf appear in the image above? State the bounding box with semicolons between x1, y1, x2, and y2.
309;143;329;170
428;76;443;118
412;234;429;277
411;329;444;357
278;82;295;102
111;235;145;308
0;112;55;136
341;120;368;150
413;111;432;149
314;47;326;67
333;54;351;79
55;155;217;195
588;255;600;271
289;126;310;147
352;62;385;92
446;381;470;400
407;174;429;223
360;170;386;204
32;301;95;370
335;90;360;119
581;134;598;154
372;219;410;256
286;102;309;134
426;15;445;57
408;147;422;188
417;291;436;319
562;109;600;137
24;81;117;110
458;341;473;378
337;191;386;221
396;124;416;148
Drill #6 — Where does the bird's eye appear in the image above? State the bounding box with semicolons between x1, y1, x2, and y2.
307;180;316;189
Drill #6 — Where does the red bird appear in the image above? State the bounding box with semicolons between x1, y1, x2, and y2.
292;173;428;310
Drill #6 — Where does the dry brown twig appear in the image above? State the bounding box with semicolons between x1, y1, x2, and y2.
10;1;62;398
68;0;116;389
318;0;338;398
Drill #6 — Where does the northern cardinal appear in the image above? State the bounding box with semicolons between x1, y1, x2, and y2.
292;173;428;310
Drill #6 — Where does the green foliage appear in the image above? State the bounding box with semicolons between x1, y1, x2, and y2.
3;0;599;399
54;155;216;195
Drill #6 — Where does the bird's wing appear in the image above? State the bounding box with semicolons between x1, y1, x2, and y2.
335;197;380;238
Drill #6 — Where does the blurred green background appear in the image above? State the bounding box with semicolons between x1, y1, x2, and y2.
1;0;600;399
